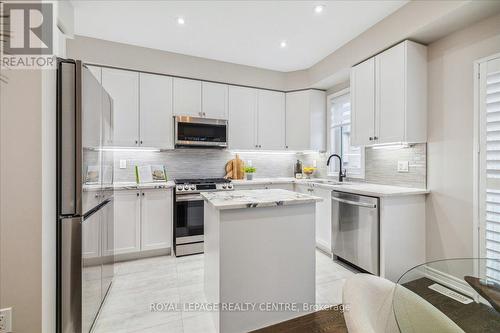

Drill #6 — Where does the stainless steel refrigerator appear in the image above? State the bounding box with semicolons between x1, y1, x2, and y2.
56;59;115;333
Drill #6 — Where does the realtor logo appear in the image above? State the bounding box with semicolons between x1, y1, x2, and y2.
3;2;53;55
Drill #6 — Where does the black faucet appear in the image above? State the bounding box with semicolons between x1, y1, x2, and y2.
326;154;347;182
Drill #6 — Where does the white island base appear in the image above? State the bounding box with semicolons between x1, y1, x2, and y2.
202;190;320;333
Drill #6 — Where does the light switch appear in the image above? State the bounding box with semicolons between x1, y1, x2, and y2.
119;159;127;169
397;160;409;173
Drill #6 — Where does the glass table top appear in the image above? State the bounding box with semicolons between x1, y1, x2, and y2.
393;258;500;333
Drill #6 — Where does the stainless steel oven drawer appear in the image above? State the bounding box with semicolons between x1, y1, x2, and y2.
176;242;204;256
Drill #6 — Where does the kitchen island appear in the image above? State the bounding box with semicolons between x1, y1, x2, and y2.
201;189;322;333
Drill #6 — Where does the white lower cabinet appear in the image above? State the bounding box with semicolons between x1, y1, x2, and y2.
140;189;173;251
113;191;142;255
113;188;173;256
312;187;332;252
294;183;332;252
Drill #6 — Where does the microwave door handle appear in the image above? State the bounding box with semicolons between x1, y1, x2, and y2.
331;196;377;209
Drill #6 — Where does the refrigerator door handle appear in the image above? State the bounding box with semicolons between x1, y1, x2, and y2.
75;61;83;216
58;59;83;216
60;216;82;333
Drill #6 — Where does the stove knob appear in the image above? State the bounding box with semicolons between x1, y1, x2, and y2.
177;186;183;191
190;185;196;190
222;184;227;189
184;185;189;190
228;184;233;189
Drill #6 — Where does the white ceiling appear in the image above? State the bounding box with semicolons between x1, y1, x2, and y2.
72;1;407;72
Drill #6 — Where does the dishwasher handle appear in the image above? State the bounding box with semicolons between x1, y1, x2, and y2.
332;196;377;209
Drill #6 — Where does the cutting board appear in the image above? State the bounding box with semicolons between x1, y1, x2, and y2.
225;154;245;180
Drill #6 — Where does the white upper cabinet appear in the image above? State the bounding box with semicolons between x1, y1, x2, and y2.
101;68;140;146
285;90;326;151
202;82;228;119
228;86;257;149
257;90;285;150
351;58;376;146
351;40;427;146
140;73;173;148
140;189;173;251
173;78;202;117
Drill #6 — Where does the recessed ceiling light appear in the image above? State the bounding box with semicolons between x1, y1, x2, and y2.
177;17;185;25
314;5;324;13
280;40;287;48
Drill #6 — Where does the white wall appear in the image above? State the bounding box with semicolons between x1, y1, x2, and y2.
426;12;500;260
67;35;287;91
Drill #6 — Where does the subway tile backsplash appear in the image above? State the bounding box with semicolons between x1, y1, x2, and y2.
84;144;426;188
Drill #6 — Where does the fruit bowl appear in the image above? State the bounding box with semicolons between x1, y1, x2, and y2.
303;167;316;179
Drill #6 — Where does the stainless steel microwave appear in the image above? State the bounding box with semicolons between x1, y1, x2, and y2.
174;116;228;148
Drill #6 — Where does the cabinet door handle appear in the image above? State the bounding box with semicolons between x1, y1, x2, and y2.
369;137;373;141
140;140;143;145
203;112;206;116
142;192;145;196
136;192;139;197
135;140;138;144
373;136;378;140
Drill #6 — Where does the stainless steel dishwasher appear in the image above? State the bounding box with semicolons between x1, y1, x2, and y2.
331;191;379;275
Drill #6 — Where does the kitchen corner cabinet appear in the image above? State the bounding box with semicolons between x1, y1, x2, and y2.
228;86;286;150
202;82;228;119
101;68;140;147
285;90;326;151
173;78;202;117
351;40;427;146
140;189;173;251
139;73;173;148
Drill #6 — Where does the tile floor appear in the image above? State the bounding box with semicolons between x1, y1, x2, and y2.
93;250;356;333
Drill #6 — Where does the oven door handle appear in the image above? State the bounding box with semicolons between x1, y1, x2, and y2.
176;194;203;202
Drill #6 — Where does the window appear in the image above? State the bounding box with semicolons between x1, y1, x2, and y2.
478;55;500;283
328;89;364;178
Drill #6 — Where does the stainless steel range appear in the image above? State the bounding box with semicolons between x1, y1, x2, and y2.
174;178;234;256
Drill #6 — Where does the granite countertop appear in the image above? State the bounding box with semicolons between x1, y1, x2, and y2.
83;181;175;191
232;177;429;197
201;189;322;210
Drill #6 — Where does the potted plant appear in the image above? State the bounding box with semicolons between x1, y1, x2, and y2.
244;166;256;180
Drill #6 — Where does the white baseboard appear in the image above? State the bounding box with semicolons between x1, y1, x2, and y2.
424;266;476;299
315;241;331;256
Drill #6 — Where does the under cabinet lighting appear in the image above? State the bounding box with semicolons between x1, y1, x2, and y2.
99;147;160;152
314;5;324;13
371;143;412;150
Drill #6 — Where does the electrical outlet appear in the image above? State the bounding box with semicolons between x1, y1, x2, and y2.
0;307;12;333
119;159;127;169
397;160;409;173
